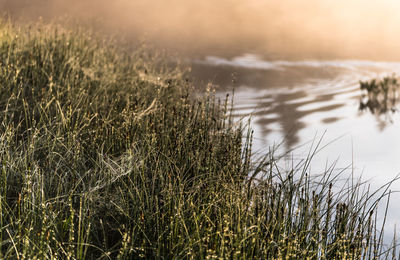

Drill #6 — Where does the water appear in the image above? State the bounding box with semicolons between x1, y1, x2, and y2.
190;54;400;238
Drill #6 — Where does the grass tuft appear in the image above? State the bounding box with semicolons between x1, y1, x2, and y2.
359;75;400;114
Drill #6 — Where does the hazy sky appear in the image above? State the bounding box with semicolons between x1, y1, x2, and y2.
2;0;400;60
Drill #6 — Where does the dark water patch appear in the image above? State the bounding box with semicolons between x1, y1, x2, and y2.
322;117;341;124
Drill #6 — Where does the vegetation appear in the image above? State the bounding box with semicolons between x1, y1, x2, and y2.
359;75;400;114
0;20;396;259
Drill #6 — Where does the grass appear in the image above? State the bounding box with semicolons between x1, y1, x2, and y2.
359;75;400;114
0;20;397;259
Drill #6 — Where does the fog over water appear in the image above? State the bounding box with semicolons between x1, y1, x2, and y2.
2;0;400;60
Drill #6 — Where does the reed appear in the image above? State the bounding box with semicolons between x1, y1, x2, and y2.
0;20;396;259
359;75;400;114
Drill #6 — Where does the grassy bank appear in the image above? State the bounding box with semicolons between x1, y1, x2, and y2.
0;21;395;259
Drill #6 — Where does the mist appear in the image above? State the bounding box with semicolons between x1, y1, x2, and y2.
2;0;400;60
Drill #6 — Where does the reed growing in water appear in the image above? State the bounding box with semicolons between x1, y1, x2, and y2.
359;75;400;114
0;20;396;259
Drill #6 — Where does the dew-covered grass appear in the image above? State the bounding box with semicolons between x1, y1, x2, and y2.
0;20;396;259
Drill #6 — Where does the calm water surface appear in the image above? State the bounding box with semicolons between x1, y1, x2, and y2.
190;54;400;235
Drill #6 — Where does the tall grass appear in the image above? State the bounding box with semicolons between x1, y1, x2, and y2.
0;20;396;259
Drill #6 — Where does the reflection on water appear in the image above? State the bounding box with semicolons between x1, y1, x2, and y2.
190;54;400;151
